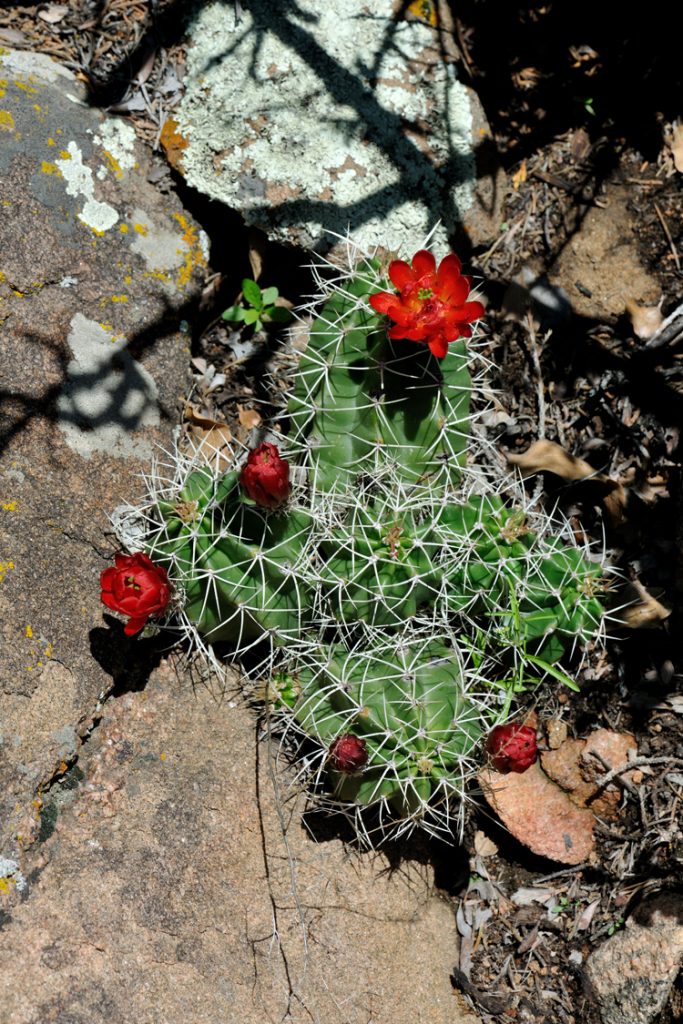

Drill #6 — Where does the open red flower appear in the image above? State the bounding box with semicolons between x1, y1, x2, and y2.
240;442;291;508
486;723;538;774
100;552;171;636
369;249;485;359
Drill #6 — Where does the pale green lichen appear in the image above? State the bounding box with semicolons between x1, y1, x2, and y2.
178;0;476;251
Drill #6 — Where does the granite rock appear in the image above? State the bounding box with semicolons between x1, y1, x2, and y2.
175;0;504;253
0;48;202;856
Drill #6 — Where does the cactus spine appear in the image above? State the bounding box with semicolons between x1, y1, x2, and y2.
117;242;607;842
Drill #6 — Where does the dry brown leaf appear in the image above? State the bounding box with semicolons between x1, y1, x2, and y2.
507;440;595;480
248;229;267;283
624;297;664;340
37;4;69;23
237;405;262;430
669;121;683;173
507;440;628;526
184;404;234;471
613;580;671;629
473;831;498;858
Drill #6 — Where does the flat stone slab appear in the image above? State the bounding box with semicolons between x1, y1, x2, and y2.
176;0;503;252
0;49;202;855
0;661;479;1024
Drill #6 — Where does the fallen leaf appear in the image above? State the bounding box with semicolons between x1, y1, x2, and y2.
473;831;498;858
577;898;600;931
507;439;595;480
668;121;683;173
37;4;69;24
248;229;267;282
624;297;664;340
511;887;554;907
237;405;262;430
184;404;234;471
507;439;628;526
135;48;157;87
613;579;671;628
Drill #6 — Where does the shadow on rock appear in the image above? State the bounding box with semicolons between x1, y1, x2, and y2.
89;617;168;695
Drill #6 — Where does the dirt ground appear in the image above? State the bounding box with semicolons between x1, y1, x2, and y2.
2;2;682;1022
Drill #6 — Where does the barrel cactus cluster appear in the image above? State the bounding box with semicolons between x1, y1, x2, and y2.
108;244;607;842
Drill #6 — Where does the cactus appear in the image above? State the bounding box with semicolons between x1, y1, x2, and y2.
111;240;608;843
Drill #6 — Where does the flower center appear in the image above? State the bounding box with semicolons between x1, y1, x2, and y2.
125;576;141;591
417;287;434;300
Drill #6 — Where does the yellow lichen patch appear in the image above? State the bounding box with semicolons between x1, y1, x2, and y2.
89;225;106;238
143;268;171;284
119;223;129;234
123;274;132;285
25;625;32;639
14;79;39;95
41;161;61;175
173;212;208;290
47;136;55;146
45;642;54;658
102;148;123;179
2;500;17;511
0;110;15;131
111;294;129;303
0;877;15;895
0;560;15;584
133;222;149;236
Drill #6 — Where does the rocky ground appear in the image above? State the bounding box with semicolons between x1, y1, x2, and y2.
1;3;682;1023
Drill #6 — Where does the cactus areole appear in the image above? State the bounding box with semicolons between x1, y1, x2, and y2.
106;245;607;842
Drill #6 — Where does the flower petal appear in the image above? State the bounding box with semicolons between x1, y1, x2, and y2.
124;616;149;636
427;334;449;359
369;291;400;314
460;300;485;323
436;252;462;288
388;259;415;290
438;273;470;305
411;250;437;278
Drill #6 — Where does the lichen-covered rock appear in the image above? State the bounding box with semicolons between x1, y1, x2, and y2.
175;0;503;252
0;49;203;858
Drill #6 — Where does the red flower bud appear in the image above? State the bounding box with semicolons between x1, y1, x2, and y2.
328;734;369;774
240;442;291;508
486;723;537;774
100;552;171;636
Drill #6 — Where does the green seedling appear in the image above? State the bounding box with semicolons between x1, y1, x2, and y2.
221;278;292;332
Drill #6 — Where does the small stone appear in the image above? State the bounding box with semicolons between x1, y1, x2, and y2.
584;894;683;1024
479;762;595;865
545;718;568;749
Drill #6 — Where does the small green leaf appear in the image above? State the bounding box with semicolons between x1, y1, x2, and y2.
221;305;246;322
266;305;293;324
525;654;580;692
242;278;263;309
260;285;279;306
242;308;261;325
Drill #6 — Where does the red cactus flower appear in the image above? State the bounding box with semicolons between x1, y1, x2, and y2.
100;552;171;636
486;723;538;774
328;734;369;774
369;249;485;359
240;442;291;508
